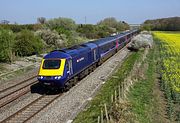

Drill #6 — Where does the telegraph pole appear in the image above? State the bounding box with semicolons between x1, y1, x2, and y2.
85;16;86;24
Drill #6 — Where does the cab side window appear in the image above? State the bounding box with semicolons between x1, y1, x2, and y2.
66;59;73;75
66;61;69;70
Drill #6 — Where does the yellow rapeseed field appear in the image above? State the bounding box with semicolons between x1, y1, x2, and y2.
153;32;180;92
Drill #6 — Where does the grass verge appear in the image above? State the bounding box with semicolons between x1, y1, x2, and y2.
73;51;143;123
128;44;158;123
0;65;35;81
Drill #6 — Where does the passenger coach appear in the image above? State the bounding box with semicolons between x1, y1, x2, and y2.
37;30;138;90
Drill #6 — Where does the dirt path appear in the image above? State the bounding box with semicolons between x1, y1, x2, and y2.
152;76;171;123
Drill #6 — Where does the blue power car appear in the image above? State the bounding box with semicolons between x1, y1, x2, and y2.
37;30;138;90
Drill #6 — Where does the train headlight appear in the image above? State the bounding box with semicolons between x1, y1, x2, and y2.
38;76;43;79
54;76;61;80
57;76;61;79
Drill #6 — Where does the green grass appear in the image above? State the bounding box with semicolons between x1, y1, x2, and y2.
128;46;157;123
73;51;143;123
0;64;6;72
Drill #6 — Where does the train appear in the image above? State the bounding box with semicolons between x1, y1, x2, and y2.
37;29;139;90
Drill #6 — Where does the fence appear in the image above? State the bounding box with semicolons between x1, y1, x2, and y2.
97;49;149;123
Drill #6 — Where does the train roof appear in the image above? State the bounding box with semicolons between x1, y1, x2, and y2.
90;36;117;46
81;42;97;50
44;50;71;59
92;30;137;46
45;42;97;59
61;45;91;57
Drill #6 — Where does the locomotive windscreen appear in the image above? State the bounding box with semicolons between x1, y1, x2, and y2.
43;59;61;69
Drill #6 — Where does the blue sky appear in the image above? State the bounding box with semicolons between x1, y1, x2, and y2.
0;0;180;24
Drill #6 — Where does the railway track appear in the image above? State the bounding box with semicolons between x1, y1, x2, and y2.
0;42;132;123
1;94;61;123
0;76;38;108
0;75;37;93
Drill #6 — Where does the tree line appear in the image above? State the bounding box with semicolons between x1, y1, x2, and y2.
0;17;129;63
141;17;180;31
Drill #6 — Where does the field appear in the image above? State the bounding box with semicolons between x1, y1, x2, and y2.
154;32;180;92
153;31;180;120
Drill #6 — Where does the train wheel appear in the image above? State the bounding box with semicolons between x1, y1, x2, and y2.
64;82;71;92
73;77;78;85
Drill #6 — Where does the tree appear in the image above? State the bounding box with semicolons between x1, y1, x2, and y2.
98;17;117;31
97;17;129;32
77;24;98;39
0;29;15;62
35;29;65;49
141;17;180;31
37;17;46;24
14;30;43;56
45;17;77;31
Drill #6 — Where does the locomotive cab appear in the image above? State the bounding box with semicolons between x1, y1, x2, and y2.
37;51;71;88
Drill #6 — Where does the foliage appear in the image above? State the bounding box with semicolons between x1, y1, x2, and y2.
14;30;43;56
128;31;153;50
141;17;180;31
45;17;84;47
77;24;97;38
64;30;85;47
153;31;180;121
0;17;131;63
36;29;66;49
45;17;77;31
96;25;113;38
110;101;135;123
0;29;15;62
77;24;117;39
97;17;129;32
0;24;43;32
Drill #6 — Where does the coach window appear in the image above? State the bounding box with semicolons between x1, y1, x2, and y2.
119;39;121;44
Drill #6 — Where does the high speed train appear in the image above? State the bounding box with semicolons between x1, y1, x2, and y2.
37;30;138;90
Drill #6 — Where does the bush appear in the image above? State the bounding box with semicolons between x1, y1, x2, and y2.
77;24;115;39
0;24;43;33
97;17;130;32
14;30;43;56
128;32;153;50
77;24;98;39
36;29;66;49
45;17;77;31
96;25;115;38
0;29;15;62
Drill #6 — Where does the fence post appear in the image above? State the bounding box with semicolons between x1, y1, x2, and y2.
98;116;100;123
123;82;126;99
121;82;124;100
118;85;121;102
111;94;114;103
101;109;104;123
115;90;117;102
104;103;109;123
